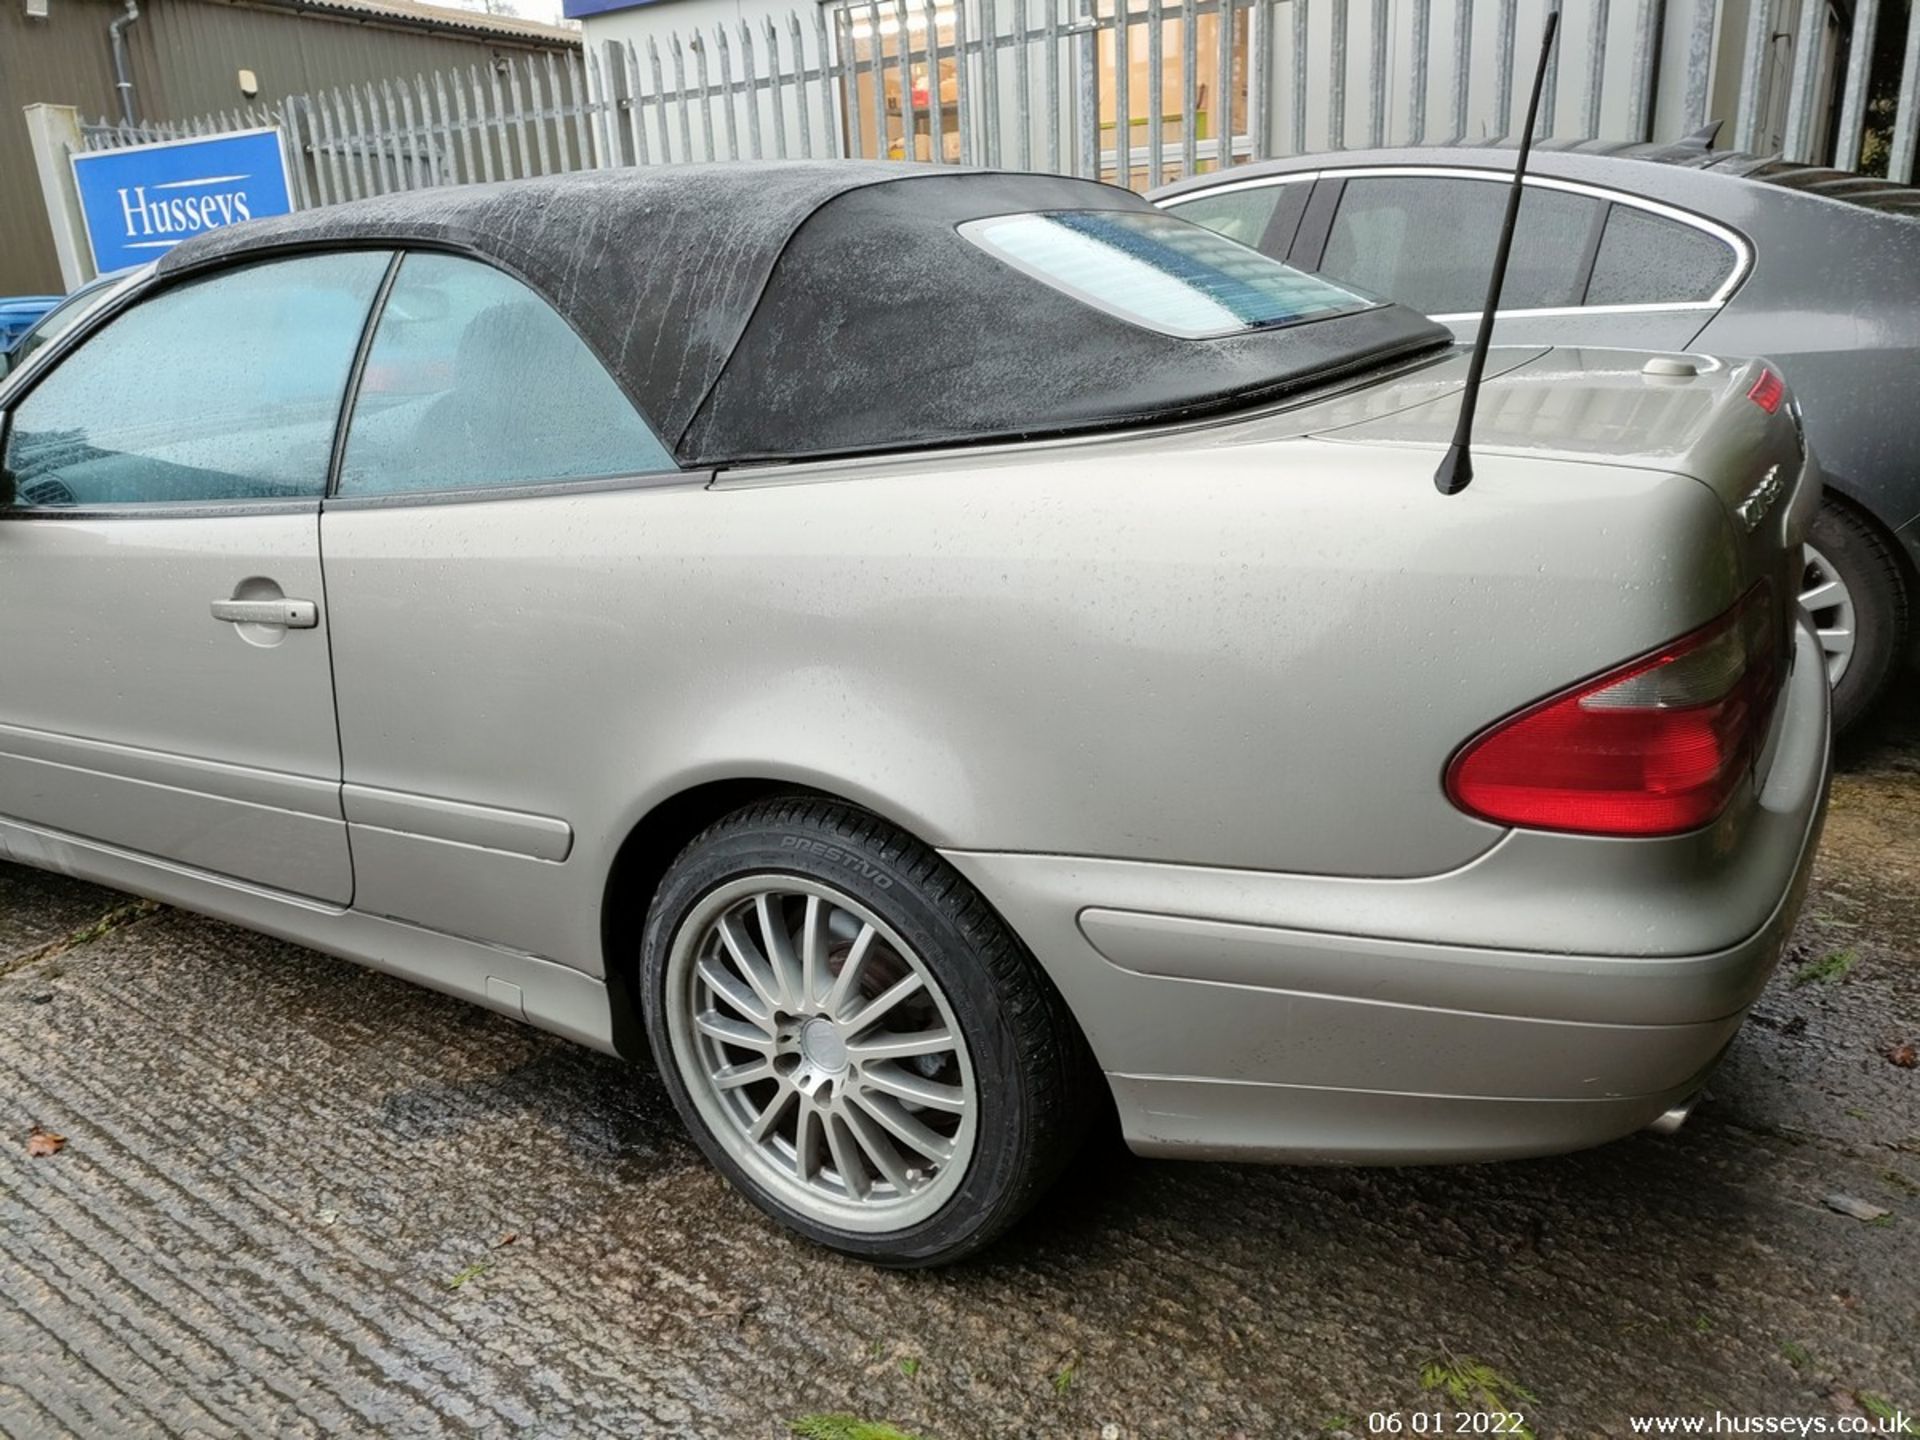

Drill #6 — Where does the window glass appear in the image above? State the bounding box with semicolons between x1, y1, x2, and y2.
3;253;386;509
1318;176;1602;315
1162;186;1285;250
961;210;1371;339
338;253;675;496
1585;206;1735;305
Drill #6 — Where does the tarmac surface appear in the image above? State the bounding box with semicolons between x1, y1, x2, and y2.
2;700;1916;1439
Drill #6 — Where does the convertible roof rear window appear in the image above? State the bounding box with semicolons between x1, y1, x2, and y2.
960;210;1373;339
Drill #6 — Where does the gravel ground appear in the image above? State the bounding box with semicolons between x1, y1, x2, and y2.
1;701;1915;1440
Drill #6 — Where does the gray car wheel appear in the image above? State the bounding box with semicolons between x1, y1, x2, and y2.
1803;501;1909;734
641;795;1095;1266
1801;542;1859;687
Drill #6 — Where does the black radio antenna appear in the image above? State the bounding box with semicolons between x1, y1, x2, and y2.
1434;4;1563;496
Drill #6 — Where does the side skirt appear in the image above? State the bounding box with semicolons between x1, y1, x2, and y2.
0;815;620;1055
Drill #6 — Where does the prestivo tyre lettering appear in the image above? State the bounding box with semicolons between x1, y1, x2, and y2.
779;834;896;889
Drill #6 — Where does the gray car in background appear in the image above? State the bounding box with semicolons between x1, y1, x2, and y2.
1155;140;1920;731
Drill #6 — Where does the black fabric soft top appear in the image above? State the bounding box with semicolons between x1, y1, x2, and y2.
161;161;1451;466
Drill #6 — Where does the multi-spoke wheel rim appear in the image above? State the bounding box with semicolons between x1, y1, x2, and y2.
664;877;978;1233
1800;543;1857;686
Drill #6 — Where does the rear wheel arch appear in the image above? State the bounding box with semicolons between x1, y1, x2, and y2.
1820;483;1919;602
600;778;808;1059
598;776;971;1061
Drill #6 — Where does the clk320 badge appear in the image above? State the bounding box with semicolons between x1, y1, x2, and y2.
1737;465;1784;532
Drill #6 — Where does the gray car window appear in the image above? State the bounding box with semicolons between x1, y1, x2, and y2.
1162;187;1286;249
1319;176;1602;315
338;253;676;497
1585;205;1735;305
2;252;387;509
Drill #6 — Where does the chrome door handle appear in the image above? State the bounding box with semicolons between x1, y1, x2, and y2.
210;598;319;629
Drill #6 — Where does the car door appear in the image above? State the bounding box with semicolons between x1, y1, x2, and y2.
0;250;391;903
319;250;688;965
1299;171;1617;345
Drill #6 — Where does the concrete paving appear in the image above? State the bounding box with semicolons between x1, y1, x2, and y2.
2;704;1915;1439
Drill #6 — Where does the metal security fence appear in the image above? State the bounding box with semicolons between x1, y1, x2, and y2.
81;111;290;155
81;0;1920;202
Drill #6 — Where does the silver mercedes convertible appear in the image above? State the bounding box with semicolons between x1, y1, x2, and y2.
0;162;1830;1265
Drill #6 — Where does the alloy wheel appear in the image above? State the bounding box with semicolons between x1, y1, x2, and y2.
663;877;978;1233
1799;542;1857;686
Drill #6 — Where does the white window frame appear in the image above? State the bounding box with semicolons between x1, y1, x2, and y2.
1156;165;1755;318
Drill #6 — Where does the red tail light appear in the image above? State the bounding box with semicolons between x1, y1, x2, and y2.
1445;587;1781;837
1747;368;1785;414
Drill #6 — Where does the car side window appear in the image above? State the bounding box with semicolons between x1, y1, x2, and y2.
1317;176;1603;315
2;252;388;510
1585;205;1735;306
337;253;676;497
1162;187;1285;249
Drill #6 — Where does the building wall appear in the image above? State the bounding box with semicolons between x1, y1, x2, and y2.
3;0;577;292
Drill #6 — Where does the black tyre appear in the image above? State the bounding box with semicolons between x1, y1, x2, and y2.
640;795;1094;1266
1803;500;1909;734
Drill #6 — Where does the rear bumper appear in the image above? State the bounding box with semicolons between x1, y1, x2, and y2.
943;617;1832;1164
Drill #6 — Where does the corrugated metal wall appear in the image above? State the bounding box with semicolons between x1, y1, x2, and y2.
2;0;578;292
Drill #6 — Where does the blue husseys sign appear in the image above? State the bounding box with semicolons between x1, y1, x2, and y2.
70;128;293;275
